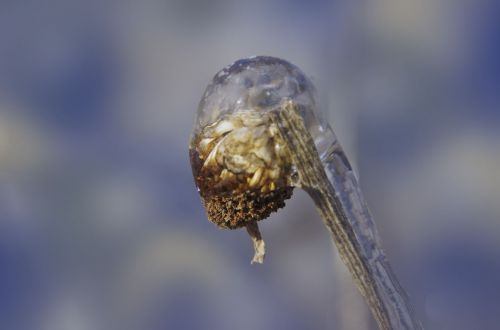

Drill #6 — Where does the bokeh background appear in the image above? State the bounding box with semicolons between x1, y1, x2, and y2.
1;1;499;329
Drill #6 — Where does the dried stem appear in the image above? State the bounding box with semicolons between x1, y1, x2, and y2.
246;221;266;264
270;102;422;330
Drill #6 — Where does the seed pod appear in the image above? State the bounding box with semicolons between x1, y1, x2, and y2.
189;57;316;231
190;111;294;230
189;56;320;263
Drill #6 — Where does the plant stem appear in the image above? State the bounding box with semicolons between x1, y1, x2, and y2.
270;102;422;330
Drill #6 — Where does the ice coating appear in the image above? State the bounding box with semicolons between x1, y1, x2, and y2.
190;56;421;327
189;56;338;229
197;56;381;250
190;57;305;230
269;102;421;328
193;56;335;160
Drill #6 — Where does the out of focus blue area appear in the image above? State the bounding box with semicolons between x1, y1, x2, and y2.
0;1;499;329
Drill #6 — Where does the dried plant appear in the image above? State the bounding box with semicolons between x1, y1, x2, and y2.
189;56;422;330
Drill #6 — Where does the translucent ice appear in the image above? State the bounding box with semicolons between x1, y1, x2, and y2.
193;56;337;161
191;56;421;329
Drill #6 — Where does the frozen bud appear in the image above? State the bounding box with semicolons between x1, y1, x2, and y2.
189;56;321;230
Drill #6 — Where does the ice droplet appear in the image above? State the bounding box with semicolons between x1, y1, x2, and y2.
193;56;338;161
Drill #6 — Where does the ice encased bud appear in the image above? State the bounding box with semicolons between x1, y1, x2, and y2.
190;56;336;229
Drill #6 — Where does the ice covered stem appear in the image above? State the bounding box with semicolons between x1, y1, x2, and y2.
190;56;422;329
270;101;422;330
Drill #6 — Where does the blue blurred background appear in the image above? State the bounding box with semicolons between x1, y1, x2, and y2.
0;1;499;329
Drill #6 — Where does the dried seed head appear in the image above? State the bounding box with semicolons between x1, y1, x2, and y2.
190;56;319;262
190;56;319;232
190;111;294;229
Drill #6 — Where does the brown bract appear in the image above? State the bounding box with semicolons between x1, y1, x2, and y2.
190;111;294;229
